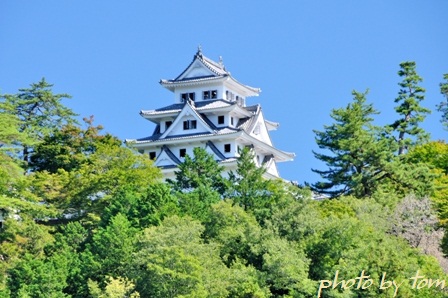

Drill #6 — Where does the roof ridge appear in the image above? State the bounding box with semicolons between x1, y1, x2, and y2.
205;140;226;160
161;145;181;165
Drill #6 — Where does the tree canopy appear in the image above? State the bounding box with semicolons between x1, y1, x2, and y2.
1;76;447;298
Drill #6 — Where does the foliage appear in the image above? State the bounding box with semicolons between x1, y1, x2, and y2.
391;61;431;154
28;116;116;173
131;216;228;298
437;73;448;129
226;147;288;224
405;141;448;226
0;78;77;164
167;147;226;221
1;78;447;297
88;276;140;298
312;90;396;197
168;147;227;194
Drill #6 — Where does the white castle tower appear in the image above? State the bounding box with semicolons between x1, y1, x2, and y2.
126;48;294;180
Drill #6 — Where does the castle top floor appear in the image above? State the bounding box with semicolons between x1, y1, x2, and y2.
159;47;261;107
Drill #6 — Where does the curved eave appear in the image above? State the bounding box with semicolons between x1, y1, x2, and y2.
160;76;228;91
127;131;243;147
224;76;261;97
140;110;180;122
160;75;260;97
239;132;295;162
140;100;251;121
265;119;280;131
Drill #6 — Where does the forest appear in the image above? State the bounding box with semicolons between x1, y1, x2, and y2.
0;62;447;297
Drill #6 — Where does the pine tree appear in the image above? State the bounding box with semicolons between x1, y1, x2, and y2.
437;73;448;130
0;78;77;164
227;147;271;210
312;90;396;197
391;61;430;155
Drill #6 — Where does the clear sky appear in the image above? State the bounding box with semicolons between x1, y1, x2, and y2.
1;1;447;184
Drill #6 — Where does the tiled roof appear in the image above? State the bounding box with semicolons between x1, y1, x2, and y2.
205;141;226;160
160;76;227;85
134;127;239;144
199;113;218;130
140;99;235;116
160;49;260;95
160;145;181;165
237;104;260;132
173;49;228;81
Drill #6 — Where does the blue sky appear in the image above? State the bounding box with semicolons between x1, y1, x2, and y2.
1;1;447;184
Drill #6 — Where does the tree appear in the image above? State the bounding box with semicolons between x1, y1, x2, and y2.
227;147;273;212
28;116;113;173
0;78;77;164
88;276;140;298
168;147;226;221
88;214;138;279
437;73;448;130
312;90;396;197
0;112;31;193
405;141;448;221
24;140;161;221
168;147;226;194
131;216;229;297
391;61;431;155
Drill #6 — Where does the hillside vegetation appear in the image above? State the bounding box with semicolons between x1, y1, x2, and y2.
0;64;447;297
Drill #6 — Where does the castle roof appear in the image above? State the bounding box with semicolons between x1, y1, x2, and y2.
159;48;261;97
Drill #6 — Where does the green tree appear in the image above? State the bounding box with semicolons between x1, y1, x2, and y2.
88;214;138;280
26;142;161;220
437;73;448;129
0;112;30;194
131;216;229;298
7;254;70;298
102;183;179;228
168;147;227;194
204;200;262;266
168;147;226;221
405;141;448;218
391;61;431;155
312;90;395;197
28;116;114;173
0;78;77;164
227;147;282;219
88;276;140;298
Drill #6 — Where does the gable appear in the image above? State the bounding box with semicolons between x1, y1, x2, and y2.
204;141;226;161
248;111;273;146
177;59;216;80
160;101;215;139
154;148;180;168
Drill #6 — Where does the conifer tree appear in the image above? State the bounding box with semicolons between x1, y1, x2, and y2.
312;90;396;197
437;73;448;130
391;61;430;155
0;78;77;164
227;147;270;210
168;147;226;194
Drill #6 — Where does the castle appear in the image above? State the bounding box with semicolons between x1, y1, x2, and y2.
126;48;294;180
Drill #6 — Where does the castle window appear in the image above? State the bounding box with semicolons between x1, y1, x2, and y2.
149;151;156;160
231;117;234;126
203;90;218;100
165;121;172;129
183;120;197;130
218;115;224;125
180;148;186;157
224;144;231;153
181;92;195;102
